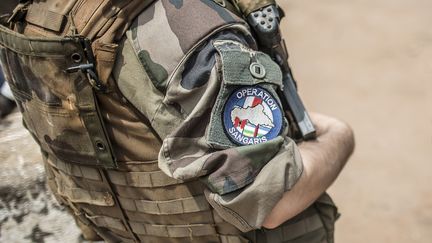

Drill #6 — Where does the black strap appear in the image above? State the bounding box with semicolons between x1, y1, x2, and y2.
7;2;29;24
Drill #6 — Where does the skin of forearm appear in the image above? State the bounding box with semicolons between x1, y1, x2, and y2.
262;113;355;229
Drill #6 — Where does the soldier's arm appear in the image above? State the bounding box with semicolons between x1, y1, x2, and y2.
263;113;355;228
125;15;352;231
152;33;306;232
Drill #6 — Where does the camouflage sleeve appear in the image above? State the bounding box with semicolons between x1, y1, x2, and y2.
112;0;303;232
155;31;304;231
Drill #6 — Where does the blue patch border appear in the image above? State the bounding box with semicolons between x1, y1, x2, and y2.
222;86;283;146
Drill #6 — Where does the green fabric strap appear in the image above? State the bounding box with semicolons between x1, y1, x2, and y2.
230;0;276;16
69;42;117;169
76;86;117;169
217;48;282;86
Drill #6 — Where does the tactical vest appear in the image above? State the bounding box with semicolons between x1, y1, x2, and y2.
0;0;338;242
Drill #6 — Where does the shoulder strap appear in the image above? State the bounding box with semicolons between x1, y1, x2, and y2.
19;0;156;86
70;0;157;85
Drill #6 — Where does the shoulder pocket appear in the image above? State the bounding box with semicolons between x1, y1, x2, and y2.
208;40;287;148
215;40;283;87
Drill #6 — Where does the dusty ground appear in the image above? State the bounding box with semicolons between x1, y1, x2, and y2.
280;0;432;242
0;113;84;243
0;0;431;242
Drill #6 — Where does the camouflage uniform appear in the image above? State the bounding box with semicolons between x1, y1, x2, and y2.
0;0;338;242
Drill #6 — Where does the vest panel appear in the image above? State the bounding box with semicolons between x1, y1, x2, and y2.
0;25;116;168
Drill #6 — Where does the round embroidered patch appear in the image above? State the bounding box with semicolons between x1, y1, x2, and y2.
223;86;283;145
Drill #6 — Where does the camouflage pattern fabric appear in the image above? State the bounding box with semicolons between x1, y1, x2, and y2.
0;26;116;168
118;0;304;232
243;193;338;243
0;0;339;241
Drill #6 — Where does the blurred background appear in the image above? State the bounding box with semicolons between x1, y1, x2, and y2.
0;0;431;242
281;0;432;242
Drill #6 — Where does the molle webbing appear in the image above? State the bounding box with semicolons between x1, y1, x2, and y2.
107;170;183;187
45;156;248;242
47;156;103;181
117;195;210;215
25;3;70;32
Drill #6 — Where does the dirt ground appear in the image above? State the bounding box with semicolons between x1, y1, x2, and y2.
0;0;431;242
279;0;432;242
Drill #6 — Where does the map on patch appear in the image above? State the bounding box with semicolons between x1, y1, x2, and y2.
223;86;283;145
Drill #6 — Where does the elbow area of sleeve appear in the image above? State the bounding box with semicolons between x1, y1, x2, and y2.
204;137;304;232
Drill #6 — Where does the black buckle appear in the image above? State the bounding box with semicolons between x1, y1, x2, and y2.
7;2;29;24
66;63;105;91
